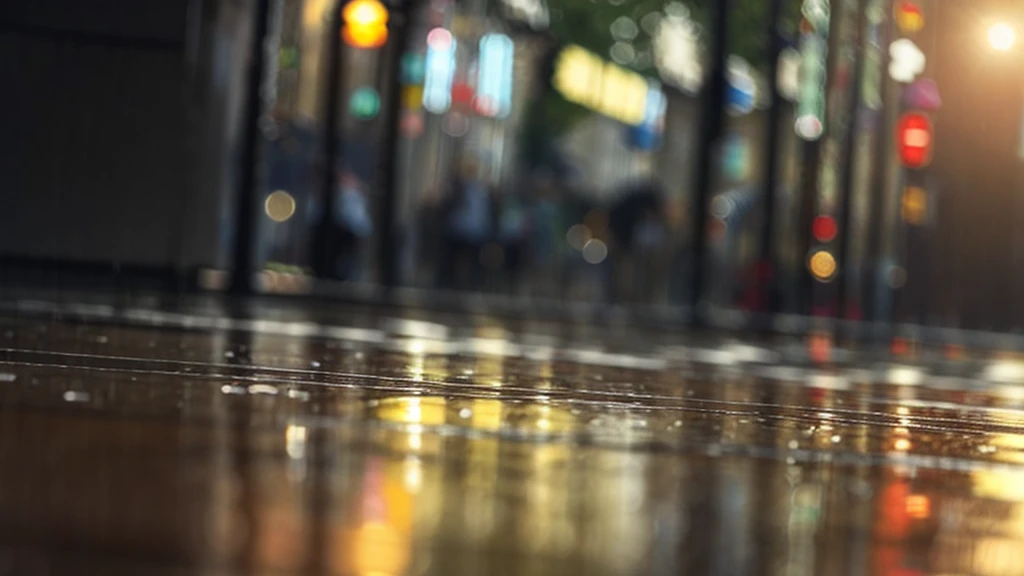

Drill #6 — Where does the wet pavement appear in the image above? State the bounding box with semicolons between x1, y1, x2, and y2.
3;299;1024;574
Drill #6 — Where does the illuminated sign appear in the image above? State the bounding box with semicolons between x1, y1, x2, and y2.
423;28;456;114
795;0;830;140
552;44;649;126
726;56;756;115
801;0;830;33
476;34;515;118
796;34;827;140
628;83;667;150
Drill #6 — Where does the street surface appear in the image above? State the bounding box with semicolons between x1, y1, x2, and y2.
1;295;1024;574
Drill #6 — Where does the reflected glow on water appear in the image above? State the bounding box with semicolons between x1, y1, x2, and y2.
5;315;1024;574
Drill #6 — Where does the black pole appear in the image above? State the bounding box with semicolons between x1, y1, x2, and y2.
229;0;272;294
687;0;729;323
375;5;411;291
757;0;784;316
863;2;891;324
835;0;866;319
312;6;346;279
795;141;820;315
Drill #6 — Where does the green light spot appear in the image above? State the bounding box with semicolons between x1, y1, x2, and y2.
349;87;381;120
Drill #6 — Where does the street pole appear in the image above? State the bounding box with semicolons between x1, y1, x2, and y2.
795;140;820;316
863;0;892;324
229;0;273;294
757;0;785;316
375;2;411;291
687;0;728;324
312;5;346;280
835;0;866;320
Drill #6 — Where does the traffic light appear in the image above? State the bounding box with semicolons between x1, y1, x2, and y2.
808;249;837;282
894;0;924;34
811;215;837;242
896;112;933;168
342;0;389;49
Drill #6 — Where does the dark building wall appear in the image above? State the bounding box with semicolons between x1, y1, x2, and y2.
0;0;251;271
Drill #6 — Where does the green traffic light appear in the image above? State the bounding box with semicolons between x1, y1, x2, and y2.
349;87;381;120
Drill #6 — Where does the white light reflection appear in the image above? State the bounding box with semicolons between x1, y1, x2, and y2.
403;456;423;492
888;365;924;386
985;360;1024;384
408;432;423;451
286;425;308;459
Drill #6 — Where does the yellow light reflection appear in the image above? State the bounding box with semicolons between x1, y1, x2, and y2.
375;396;447;426
973;468;1024;501
905;494;930;519
468;399;503;432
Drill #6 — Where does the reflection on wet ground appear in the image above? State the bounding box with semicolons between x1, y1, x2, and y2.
3;304;1024;574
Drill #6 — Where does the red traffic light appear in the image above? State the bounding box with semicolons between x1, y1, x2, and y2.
812;215;838;242
896;112;933;168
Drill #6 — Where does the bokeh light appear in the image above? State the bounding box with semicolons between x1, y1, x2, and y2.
808;250;837;281
989;22;1015;51
582;239;608;264
265;190;296;222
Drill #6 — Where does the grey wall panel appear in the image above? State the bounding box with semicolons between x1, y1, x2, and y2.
0;34;186;265
0;0;188;45
0;0;256;270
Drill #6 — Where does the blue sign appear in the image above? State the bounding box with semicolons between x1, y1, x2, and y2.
727;82;755;114
476;34;515;118
627;84;666;150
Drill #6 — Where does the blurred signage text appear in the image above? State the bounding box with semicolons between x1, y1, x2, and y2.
553;44;650;126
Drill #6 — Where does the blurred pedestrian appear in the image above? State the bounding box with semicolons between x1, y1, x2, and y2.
497;187;531;294
440;159;493;290
332;170;373;281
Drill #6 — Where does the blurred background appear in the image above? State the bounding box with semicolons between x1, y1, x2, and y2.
4;0;1024;336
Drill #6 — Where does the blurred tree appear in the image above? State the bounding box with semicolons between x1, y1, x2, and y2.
520;0;802;168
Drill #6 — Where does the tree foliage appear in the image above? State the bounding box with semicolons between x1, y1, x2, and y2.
520;0;804;166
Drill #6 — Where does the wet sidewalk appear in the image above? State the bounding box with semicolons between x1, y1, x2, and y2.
1;297;1023;574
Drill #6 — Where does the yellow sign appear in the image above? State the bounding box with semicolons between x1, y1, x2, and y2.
808;249;837;281
552;44;649;126
901;186;927;225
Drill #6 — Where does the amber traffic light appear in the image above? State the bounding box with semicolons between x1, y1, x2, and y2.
342;0;389;49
